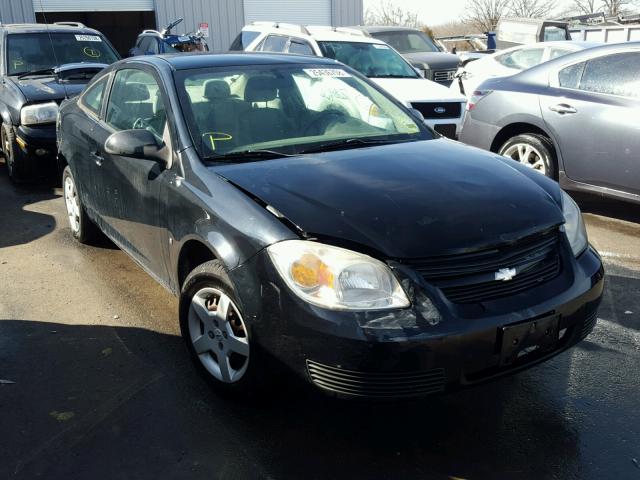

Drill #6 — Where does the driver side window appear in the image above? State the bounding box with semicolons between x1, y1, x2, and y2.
105;68;167;138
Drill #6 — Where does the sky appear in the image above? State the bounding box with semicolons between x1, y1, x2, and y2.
362;0;575;27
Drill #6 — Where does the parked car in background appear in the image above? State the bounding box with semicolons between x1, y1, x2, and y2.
58;52;603;399
0;22;119;181
231;23;467;138
496;17;571;49
351;26;461;86
460;42;640;204
129;18;208;57
452;41;601;96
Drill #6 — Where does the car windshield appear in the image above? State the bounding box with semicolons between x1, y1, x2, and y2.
175;64;431;160
317;41;419;78
371;31;441;54
6;32;119;76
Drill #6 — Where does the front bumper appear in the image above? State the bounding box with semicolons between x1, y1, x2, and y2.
13;124;58;175
231;246;604;399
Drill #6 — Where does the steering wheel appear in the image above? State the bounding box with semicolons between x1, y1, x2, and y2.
132;118;147;130
304;109;348;136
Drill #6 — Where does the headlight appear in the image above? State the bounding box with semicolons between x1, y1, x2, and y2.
561;191;588;256
20;102;59;126
267;240;410;311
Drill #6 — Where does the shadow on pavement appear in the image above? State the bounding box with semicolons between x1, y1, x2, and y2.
572;192;640;225
0;319;584;480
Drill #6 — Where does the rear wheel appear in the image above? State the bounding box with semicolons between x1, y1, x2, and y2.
180;260;264;395
499;134;557;179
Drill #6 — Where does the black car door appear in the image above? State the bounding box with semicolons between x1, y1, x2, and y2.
93;66;172;280
68;74;111;217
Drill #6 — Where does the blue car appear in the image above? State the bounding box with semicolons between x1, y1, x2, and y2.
129;18;208;57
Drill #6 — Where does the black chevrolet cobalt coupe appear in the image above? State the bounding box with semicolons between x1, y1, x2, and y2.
57;53;604;399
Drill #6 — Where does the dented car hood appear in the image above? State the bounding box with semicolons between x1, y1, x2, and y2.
213;139;565;258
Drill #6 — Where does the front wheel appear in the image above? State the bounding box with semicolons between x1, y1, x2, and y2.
180;260;264;395
62;166;98;243
498;134;557;179
1;124;23;182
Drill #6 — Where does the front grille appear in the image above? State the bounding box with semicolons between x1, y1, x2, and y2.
401;228;563;304
433;69;457;83
411;102;461;119
307;360;446;398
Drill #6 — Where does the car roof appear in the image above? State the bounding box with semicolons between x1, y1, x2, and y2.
0;23;101;35
353;26;423;34
135;52;341;70
491;40;602;57
241;23;387;44
514;41;640;81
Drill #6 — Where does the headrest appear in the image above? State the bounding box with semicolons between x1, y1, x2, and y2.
204;80;231;100
244;76;279;102
124;83;150;102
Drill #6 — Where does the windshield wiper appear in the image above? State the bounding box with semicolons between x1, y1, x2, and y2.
298;137;414;155
369;74;416;79
17;68;56;79
203;149;294;163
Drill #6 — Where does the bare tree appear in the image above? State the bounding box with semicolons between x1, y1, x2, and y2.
571;0;600;14
508;0;558;17
364;1;421;27
463;0;511;32
600;0;637;15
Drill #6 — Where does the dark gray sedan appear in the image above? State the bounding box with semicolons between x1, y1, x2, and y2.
459;42;640;205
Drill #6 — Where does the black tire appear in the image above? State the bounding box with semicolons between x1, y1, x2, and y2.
62;166;99;243
1;123;24;182
179;260;266;396
498;133;557;180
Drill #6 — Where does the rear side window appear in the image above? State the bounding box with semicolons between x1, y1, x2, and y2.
229;31;260;51
549;48;572;60
579;52;640;98
559;61;585;89
288;39;314;56
80;75;109;115
259;35;288;52
497;48;545;70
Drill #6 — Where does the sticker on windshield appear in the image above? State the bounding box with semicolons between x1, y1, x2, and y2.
304;68;351;79
75;34;102;42
373;44;390;49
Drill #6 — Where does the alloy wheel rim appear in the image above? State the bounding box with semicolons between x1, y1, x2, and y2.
188;287;250;383
502;143;547;175
64;176;81;233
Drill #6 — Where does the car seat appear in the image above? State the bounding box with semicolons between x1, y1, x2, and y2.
240;76;292;144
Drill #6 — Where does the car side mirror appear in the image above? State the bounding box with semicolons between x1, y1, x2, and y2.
408;108;425;123
105;129;168;165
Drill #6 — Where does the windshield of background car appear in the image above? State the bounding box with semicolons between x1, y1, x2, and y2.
371;31;440;53
175;64;431;159
6;33;119;75
317;41;419;78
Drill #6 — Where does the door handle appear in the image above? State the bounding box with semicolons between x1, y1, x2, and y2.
90;151;104;166
549;103;577;115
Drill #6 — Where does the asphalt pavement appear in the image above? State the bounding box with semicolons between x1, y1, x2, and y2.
1;164;639;480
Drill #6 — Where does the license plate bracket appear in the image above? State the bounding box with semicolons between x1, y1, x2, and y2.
500;316;559;366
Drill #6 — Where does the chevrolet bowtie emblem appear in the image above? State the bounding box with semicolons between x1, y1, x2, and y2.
495;267;517;281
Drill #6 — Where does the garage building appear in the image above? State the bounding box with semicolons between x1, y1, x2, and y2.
0;0;363;55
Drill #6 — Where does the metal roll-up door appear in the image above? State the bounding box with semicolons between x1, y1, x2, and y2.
244;0;331;25
33;0;154;12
